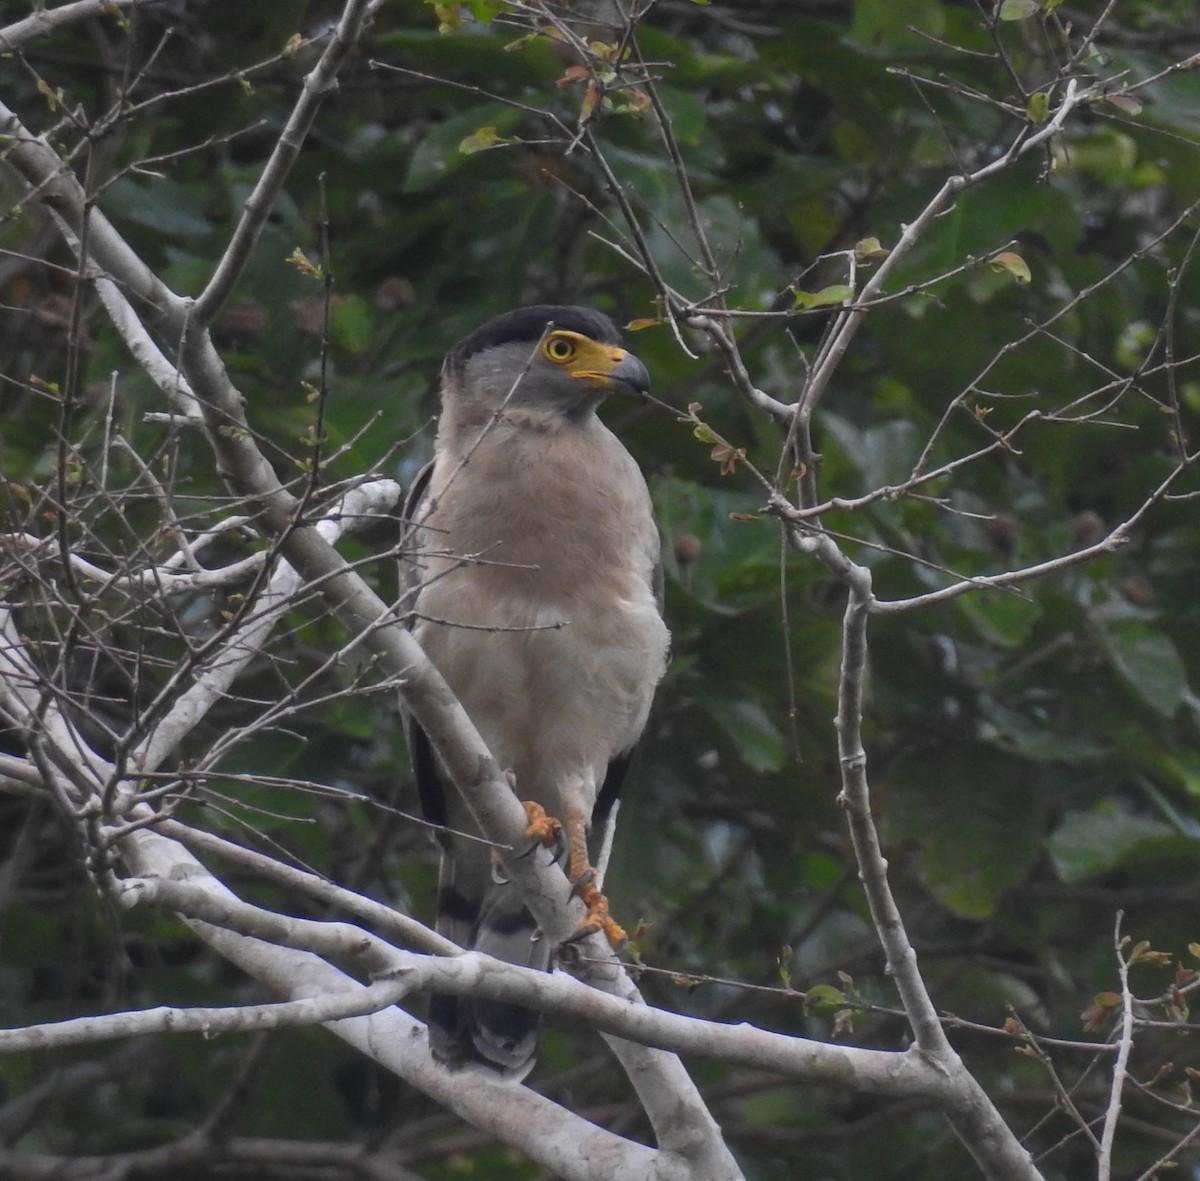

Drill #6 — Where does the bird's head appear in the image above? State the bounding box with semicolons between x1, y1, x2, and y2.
443;305;650;423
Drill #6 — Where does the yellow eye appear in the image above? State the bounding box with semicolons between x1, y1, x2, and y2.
543;335;576;363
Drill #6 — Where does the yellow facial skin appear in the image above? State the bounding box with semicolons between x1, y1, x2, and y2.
540;330;639;388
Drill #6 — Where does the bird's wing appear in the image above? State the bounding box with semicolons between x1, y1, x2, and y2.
398;458;446;826
592;518;666;827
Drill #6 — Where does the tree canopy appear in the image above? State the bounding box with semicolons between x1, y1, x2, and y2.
2;1;1200;1179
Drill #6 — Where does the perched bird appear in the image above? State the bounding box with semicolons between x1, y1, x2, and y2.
402;305;669;1077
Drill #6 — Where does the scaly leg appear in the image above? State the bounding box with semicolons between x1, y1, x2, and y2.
519;802;626;948
563;808;627;949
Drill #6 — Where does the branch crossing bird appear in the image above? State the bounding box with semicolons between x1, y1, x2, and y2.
402;305;670;1077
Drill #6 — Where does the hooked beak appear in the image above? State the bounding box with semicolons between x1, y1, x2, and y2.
608;350;651;394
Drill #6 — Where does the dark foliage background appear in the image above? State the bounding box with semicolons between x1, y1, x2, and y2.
2;1;1200;1178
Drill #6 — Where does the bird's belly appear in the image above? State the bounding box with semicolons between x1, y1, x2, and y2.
414;586;668;805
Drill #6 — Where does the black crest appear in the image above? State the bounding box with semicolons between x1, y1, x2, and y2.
449;305;623;370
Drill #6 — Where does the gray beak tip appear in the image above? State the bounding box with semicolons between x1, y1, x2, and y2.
611;353;651;394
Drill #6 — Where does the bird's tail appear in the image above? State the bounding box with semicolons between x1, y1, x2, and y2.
429;847;550;1079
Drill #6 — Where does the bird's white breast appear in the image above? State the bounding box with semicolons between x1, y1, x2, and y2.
410;415;668;814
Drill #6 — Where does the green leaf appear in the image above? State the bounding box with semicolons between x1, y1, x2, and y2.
424;1;502;31
1048;808;1175;883
854;236;889;261
976;698;1106;763
1171;749;1200;799
458;125;514;155
823;415;921;491
851;0;945;49
330;295;373;354
792;284;853;310
652;477;786;613
653;84;709;146
1056;130;1138;184
697;690;788;773
804;984;847;1013
103;176;212;238
998;0;1039;19
958;592;1041;649
888;747;1044;919
404;104;522;192
1100;620;1186;718
465;0;504;21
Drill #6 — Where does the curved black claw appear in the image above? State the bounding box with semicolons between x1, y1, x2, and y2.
517;826;568;862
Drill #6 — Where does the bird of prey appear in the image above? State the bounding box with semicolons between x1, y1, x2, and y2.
402;305;670;1076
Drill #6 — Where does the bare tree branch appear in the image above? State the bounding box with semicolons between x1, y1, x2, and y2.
0;980;414;1054
0;0;153;52
190;0;385;326
1099;913;1137;1181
